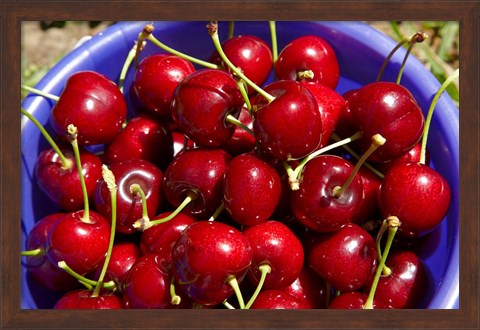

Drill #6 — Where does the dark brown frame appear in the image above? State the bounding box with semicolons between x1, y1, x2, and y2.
2;1;478;329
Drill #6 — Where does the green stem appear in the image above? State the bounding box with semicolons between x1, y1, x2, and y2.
269;21;278;65
20;248;43;257
227;275;245;309
228;21;235;39
237;79;252;112
91;165;118;297
419;68;459;164
21;84;60;102
376;37;409;82
170;278;181;305
130;183;150;228
223;301;235;309
146;34;219;69
208;201;225;221
208;21;275;103
396;32;428;85
245;264;272;309
66;125;90;223
21;108;72;169
57;261;117;291
226;114;254;137
363;216;400;309
119;41;143;93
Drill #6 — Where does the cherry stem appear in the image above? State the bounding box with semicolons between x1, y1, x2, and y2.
208;201;225;221
420;68;459;164
57;260;116;291
136;191;197;231
269;21;278;65
145;25;219;70
208;20;275;104
20;248;43;257
119;40;145;93
222;300;235;309
170;277;181;305
374;219;392;276
396;32;428;85
236;79;252;112
130;183;150;227
226;114;255;137
363;216;400;309
91;165;118;298
245;263;272;309
66;124;90;223
333;134;386;198
21;84;60;102
288;131;364;191
21;108;72;169
228;21;235;39
227;275;245;309
331;133;385;179
134;23;154;68
297;70;315;80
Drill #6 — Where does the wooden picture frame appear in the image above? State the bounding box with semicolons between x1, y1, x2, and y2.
2;0;478;329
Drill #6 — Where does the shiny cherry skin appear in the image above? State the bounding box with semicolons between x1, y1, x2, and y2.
367;250;428;309
279;266;328;309
300;81;345;148
377;141;429;174
104;114;174;172
54;289;123;309
379;161;451;237
140;211;197;263
210;34;273;95
243;220;304;290
308;223;378;292
223;153;282;226
328;291;389;309
46;210;111;275
50;70;127;145
351;166;382;225
275;35;340;89
223;105;256;156
94;159;164;234
133;54;195;119
24;213;79;292
290;155;363;232
250;290;310;309
345;81;425;163
171;221;253;306
253;80;322;160
122;253;174;309
170;68;244;147
163;148;231;218
35;145;103;211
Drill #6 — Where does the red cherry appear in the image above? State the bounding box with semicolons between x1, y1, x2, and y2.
46;210;111;275
50;71;127;145
328;291;389;309
345;82;425;163
94;159;164;234
351;166;382;225
35;145;102;211
54;289;123;309
243;220;304;290
308;223;378;292
133;54;195;119
104;114;173;172
170;68;244;147
223;105;256;156
275;35;340;89
290;155;363;232
223;153;282;226
379;161;451;237
172;130;195;157
250;290;310;309
171;221;252;306
252;80;322;160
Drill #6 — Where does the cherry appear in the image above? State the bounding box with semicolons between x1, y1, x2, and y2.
366;250;428;309
170;68;244;147
377;141;429;174
94;159;164;235
172;130;195;157
328;291;389;309
210;34;273;95
223;153;282;226
122;253;176;309
104;114;174;172
252;80;323;160
290;155;363;232
163;148;231;218
171;221;252;306
133;53;196;119
35;144;103;211
275;35;340;89
223;105;256;156
344;81;425;163
50;70;127;145
351;165;382;225
249;290;310;309
54;289;123;309
379;161;451;237
243;220;304;290
308;223;378;292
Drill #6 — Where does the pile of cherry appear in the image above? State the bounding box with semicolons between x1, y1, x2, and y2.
21;21;454;309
